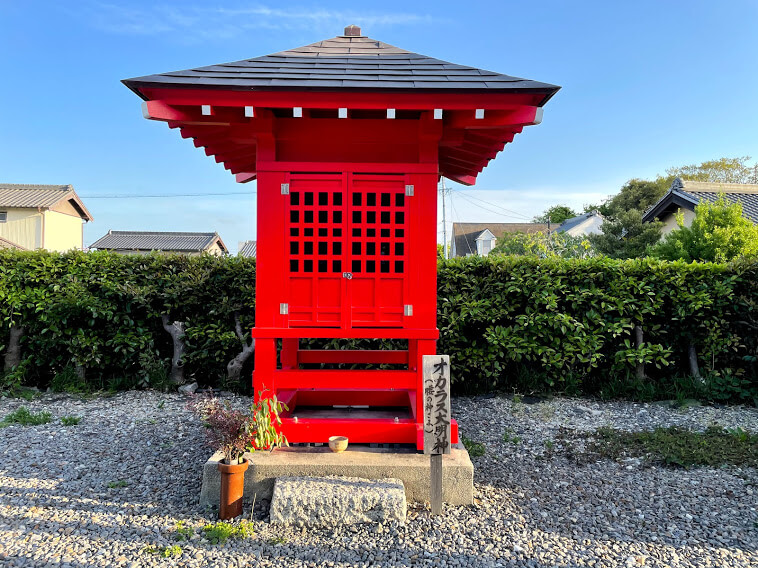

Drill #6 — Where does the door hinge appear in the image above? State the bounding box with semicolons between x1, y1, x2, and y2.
404;305;413;316
281;183;290;195
405;185;414;196
280;303;289;315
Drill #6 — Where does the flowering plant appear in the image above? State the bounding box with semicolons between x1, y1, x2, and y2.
189;391;288;465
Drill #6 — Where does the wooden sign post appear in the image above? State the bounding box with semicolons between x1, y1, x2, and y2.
422;354;451;515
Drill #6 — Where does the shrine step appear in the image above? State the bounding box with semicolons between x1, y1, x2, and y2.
199;445;473;509
270;476;406;526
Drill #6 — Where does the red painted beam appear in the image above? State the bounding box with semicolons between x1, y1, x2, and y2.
251;327;439;339
445;107;541;130
298;350;408;365
272;370;417;390
139;87;549;111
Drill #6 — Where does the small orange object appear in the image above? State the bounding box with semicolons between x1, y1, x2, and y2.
217;458;249;519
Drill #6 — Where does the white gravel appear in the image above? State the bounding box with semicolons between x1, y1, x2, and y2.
0;391;756;567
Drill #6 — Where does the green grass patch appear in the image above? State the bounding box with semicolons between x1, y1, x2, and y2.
106;480;129;489
143;544;182;558
174;521;193;542
7;387;40;401
462;436;486;457
202;520;254;544
587;426;758;468
501;428;521;445
0;406;52;427
60;415;81;426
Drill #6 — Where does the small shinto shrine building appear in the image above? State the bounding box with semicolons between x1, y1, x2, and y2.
124;26;559;450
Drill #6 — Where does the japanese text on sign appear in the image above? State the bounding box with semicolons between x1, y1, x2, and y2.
422;354;451;455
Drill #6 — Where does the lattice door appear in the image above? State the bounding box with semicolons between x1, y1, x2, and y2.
285;173;409;328
286;174;346;326
347;174;409;326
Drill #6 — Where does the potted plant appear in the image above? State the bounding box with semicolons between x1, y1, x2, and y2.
190;392;288;519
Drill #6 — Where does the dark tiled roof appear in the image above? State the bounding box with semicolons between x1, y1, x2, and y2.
452;222;549;257
123;34;559;100
643;178;758;224
238;240;257;258
0;184;94;221
90;231;227;253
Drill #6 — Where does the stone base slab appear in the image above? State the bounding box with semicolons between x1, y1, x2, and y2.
199;446;473;511
270;476;406;526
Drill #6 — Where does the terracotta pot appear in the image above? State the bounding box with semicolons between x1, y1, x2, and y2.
217;458;249;520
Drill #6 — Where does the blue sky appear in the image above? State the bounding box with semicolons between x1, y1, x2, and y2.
1;1;756;252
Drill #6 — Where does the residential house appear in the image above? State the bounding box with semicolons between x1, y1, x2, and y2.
555;211;604;237
0;236;26;250
642;178;758;234
451;222;549;257
90;230;228;256
0;184;93;251
238;240;257;257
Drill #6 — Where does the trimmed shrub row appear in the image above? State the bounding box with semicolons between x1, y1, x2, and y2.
1;251;756;402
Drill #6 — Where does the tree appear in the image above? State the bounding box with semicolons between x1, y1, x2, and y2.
666;156;758;184
589;209;663;259
651;195;758;263
491;231;594;259
599;178;670;217
533;205;577;224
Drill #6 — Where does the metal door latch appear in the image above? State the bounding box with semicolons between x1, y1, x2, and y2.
342;272;353;280
281;183;290;195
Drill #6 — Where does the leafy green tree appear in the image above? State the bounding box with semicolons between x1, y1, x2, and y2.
533;205;577;224
491;231;594;259
651;195;758;262
589;210;663;259
666;156;758;184
599;178;670;218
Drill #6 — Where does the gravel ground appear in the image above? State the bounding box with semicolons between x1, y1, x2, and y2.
0;391;756;567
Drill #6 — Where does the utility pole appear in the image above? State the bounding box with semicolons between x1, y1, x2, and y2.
440;178;449;259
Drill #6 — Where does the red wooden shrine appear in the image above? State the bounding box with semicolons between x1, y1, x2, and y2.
124;26;558;450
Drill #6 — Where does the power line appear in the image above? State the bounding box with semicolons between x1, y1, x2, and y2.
453;191;532;221
451;189;532;221
80;191;256;199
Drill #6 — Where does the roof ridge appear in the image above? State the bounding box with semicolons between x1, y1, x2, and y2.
109;230;216;236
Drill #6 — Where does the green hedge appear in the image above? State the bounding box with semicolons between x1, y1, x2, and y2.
1;250;756;402
438;256;757;402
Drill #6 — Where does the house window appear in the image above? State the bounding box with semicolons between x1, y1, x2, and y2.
480;239;492;256
0;211;7;223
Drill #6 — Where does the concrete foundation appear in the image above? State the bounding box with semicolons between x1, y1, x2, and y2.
199;445;473;510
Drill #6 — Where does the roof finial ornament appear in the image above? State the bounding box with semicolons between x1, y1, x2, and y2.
343;24;362;37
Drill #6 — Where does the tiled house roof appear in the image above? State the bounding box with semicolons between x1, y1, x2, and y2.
0;183;93;221
90;231;227;253
238;240;257;257
452;222;549;257
643;178;758;224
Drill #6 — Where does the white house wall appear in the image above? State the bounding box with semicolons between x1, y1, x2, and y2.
660;208;696;235
42;210;83;251
0;208;42;249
